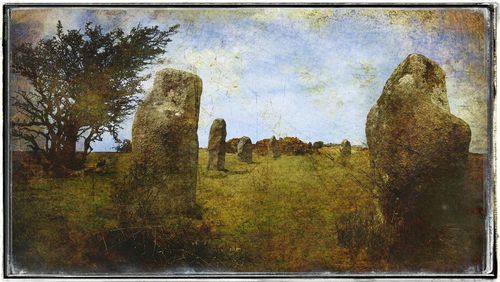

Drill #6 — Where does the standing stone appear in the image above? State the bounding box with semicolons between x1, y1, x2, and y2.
225;138;240;154
365;54;471;253
339;139;351;157
237;136;253;163
207;119;226;170
132;68;202;215
268;136;281;158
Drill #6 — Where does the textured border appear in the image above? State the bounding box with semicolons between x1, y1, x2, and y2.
2;2;497;279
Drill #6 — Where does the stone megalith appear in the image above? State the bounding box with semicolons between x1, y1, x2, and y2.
132;68;202;215
365;54;471;248
237;136;253;163
339;139;351;157
207;118;227;170
268;136;281;158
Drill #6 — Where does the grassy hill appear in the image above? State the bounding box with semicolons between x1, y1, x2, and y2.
10;148;485;274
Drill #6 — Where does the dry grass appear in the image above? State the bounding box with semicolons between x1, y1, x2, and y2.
9;148;485;274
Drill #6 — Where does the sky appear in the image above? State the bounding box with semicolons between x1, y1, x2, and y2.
8;7;491;153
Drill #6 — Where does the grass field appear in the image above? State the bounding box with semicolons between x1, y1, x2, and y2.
10;147;486;274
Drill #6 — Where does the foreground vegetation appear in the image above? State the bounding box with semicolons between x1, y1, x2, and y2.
10;147;485;274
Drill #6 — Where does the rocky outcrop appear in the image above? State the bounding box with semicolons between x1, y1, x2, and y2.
237;136;253;163
365;54;471;253
207;119;226;170
132;68;202;215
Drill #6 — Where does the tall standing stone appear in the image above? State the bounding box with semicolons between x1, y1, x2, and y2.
268;136;281;158
237;136;253;163
132;68;202;215
207;119;226;170
365;54;471;256
340;139;351;157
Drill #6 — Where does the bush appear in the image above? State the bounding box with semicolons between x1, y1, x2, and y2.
278;137;313;155
254;138;270;156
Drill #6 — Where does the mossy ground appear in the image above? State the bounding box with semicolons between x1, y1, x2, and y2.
10;148;485;273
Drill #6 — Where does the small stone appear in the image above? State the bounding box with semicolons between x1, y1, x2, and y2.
237;136;253;163
269;136;281;158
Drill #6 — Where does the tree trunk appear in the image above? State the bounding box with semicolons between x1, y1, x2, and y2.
60;124;81;170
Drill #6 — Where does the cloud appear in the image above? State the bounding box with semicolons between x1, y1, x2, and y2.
8;7;490;153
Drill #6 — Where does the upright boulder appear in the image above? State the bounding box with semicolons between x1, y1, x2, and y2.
237;136;253;163
339;139;351;157
269;136;281;158
365;54;471;253
132;68;202;215
207;118;227;170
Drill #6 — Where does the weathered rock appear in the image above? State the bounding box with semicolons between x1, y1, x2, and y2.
278;136;313;155
269;136;281;158
365;54;471;250
339;139;351;157
207;118;226;170
225;138;240;154
237;136;253;163
132;68;202;215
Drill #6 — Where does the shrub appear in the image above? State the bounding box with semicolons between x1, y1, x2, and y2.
114;139;132;153
278;137;313;155
254;139;270;156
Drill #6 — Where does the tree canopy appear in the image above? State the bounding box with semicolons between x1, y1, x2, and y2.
12;21;179;173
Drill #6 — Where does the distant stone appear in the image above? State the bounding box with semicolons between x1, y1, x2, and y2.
269;136;281;158
207;119;227;170
339;139;351;157
225;138;240;154
365;54;471;248
237;136;253;163
132;68;202;215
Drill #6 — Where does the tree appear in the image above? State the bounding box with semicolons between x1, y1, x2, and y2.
114;139;132;153
12;21;179;173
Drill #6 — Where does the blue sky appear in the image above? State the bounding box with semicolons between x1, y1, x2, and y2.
9;8;490;153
